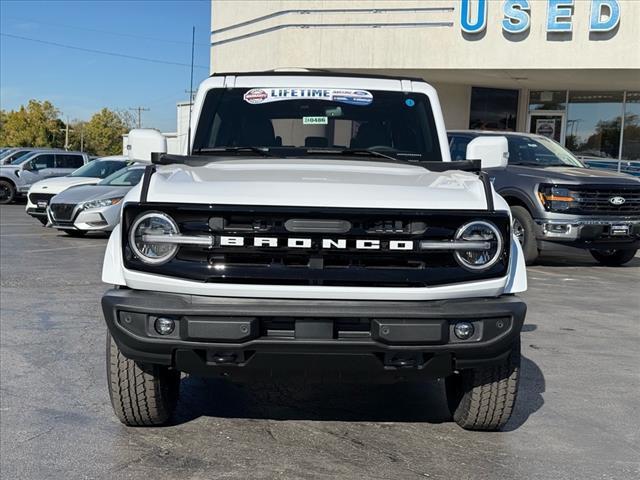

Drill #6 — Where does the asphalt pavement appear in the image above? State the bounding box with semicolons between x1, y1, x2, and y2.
1;203;639;479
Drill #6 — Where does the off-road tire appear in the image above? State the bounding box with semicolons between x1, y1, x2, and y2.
590;248;637;267
0;179;16;204
510;206;539;265
63;229;86;237
106;331;180;426
445;341;520;431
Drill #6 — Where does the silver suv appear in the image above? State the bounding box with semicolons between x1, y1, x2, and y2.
0;150;89;204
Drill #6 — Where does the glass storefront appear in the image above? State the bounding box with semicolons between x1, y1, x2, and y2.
529;90;639;161
470;87;519;131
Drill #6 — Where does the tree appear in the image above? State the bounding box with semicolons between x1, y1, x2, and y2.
0;100;64;148
83;108;133;156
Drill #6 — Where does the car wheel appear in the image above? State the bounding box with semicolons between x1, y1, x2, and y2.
590;248;637;266
63;230;86;237
510;206;539;265
106;331;180;426
445;340;520;431
0;180;15;204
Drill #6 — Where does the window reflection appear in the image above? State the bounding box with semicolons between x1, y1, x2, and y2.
529;91;566;111
469;87;519;131
565;91;624;159
622;92;640;161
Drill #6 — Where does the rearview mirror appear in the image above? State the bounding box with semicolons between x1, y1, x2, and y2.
126;129;167;162
466;136;509;169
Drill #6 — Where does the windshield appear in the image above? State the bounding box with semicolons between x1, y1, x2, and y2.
508;136;585;167
192;87;443;161
9;151;36;165
69;159;128;178
99;168;144;186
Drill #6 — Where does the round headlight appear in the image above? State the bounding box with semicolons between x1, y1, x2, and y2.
454;220;503;271
129;212;179;265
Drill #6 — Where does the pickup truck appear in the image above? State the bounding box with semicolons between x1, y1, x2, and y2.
101;72;527;431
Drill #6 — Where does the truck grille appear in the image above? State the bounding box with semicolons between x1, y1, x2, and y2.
50;204;76;221
570;185;640;215
28;193;55;208
122;204;511;288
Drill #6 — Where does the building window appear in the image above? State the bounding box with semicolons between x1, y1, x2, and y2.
529;91;566;111
469;87;519;131
622;92;640;161
566;91;624;160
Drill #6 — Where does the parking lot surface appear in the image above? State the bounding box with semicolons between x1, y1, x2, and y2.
1;203;639;479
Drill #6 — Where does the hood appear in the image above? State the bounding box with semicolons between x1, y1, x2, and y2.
144;158;491;210
507;165;640;185
50;184;132;205
30;176;100;194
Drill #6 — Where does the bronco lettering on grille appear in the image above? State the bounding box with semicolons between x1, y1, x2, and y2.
218;236;415;251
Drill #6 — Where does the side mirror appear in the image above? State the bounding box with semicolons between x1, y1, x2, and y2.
466;136;509;169
126;129;167;162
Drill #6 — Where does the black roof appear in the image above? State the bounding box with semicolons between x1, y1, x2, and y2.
209;70;426;83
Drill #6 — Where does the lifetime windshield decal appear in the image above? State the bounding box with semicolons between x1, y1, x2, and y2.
243;88;373;106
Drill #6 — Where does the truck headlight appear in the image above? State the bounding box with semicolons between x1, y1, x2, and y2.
129;211;179;265
454;220;503;270
81;197;123;210
537;185;576;212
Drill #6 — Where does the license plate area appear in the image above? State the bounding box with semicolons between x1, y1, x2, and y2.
610;224;630;236
37;201;48;209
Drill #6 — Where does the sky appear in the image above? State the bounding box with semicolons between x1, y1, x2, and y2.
0;0;211;132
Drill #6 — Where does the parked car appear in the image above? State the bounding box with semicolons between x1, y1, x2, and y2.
47;165;145;236
0;150;89;204
448;130;640;265
26;155;130;224
0;147;38;165
100;73;527;432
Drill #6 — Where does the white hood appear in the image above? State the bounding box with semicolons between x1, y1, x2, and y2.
30;176;100;194
145;158;490;210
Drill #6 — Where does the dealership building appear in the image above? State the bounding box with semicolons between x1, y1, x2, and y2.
210;0;639;161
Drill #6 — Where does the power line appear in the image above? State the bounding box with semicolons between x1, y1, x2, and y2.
129;107;150;129
2;15;211;47
0;33;209;70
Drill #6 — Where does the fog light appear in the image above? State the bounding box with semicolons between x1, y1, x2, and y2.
154;317;175;335
454;322;474;340
544;223;572;235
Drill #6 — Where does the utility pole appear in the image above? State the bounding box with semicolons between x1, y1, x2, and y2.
129;106;150;128
61;117;72;151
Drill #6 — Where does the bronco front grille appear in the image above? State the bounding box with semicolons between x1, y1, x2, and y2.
122;204;511;287
50;204;76;221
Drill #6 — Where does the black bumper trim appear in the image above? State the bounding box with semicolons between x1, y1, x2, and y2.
102;289;526;379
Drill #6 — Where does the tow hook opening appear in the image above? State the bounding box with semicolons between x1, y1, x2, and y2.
383;352;425;369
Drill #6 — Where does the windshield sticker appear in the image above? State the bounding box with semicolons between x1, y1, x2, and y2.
405;98;415;107
243;88;373;106
303;116;328;125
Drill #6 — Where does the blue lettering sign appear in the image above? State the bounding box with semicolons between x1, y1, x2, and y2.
460;0;487;34
590;0;620;32
502;0;531;34
547;0;574;32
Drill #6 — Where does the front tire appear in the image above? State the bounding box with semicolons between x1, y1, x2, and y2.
106;331;180;426
445;341;520;431
510;206;539;265
0;180;16;204
590;248;637;266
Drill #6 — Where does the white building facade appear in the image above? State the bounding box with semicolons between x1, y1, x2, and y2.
210;0;640;161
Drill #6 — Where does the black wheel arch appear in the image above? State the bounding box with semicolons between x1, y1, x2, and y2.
498;188;540;216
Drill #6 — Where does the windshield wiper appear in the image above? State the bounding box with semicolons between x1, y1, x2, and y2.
192;146;273;157
305;147;423;167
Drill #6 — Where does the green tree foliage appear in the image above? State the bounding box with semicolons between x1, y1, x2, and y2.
0;100;65;147
82;108;133;156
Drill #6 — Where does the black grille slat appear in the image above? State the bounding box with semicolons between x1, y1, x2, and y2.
28;193;55;207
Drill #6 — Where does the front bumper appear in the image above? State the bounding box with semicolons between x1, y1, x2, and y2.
102;289;526;382
47;204;119;232
534;217;640;250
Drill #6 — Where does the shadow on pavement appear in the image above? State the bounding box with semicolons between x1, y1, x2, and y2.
171;353;545;430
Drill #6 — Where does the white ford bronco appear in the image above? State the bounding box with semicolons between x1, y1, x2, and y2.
101;72;527;430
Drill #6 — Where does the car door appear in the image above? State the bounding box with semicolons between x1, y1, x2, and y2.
55;154;86;175
20;153;56;188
